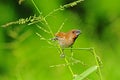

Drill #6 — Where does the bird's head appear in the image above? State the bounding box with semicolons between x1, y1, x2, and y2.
66;29;81;40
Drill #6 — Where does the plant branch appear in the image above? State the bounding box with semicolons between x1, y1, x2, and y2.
91;48;103;80
31;0;42;15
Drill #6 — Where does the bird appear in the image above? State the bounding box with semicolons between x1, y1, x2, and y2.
55;29;81;48
54;29;81;57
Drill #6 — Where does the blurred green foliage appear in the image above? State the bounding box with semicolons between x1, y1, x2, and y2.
0;0;120;80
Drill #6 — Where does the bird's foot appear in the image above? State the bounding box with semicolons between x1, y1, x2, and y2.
60;53;65;58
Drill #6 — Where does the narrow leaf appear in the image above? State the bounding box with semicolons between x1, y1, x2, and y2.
73;66;98;80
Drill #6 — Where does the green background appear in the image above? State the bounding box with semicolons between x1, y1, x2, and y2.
0;0;120;80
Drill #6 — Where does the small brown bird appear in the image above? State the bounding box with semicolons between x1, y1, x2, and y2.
54;29;81;57
55;29;81;48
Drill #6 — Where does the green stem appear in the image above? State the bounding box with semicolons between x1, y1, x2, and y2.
57;45;74;76
43;18;54;37
31;0;54;37
65;58;74;76
44;0;84;19
31;0;41;15
64;48;91;50
91;48;102;80
44;8;60;19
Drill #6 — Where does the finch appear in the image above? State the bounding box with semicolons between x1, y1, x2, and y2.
55;29;81;48
54;29;81;58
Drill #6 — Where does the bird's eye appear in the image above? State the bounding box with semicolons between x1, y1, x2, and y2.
72;31;75;34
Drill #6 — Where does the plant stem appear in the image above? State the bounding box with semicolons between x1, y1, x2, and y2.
43;18;54;37
44;0;84;19
64;48;91;50
64;58;74;76
91;48;102;80
57;45;74;76
31;0;41;15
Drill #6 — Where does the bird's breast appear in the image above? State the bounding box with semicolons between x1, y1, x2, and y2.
58;37;74;48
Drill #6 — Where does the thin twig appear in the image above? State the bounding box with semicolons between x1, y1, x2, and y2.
64;48;92;50
44;0;84;18
31;0;42;15
90;48;103;80
36;24;51;34
36;33;54;46
57;18;67;33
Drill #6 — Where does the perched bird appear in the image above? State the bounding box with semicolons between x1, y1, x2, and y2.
54;29;81;57
55;29;81;48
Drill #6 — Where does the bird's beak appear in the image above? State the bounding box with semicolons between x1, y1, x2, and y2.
76;30;81;36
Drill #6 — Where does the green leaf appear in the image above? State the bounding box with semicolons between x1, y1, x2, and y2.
73;66;98;80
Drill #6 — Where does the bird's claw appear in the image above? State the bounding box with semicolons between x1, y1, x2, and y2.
60;53;65;58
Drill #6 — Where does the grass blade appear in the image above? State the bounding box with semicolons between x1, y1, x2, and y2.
73;66;98;80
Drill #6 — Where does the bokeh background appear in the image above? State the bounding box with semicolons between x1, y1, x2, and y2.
0;0;120;80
